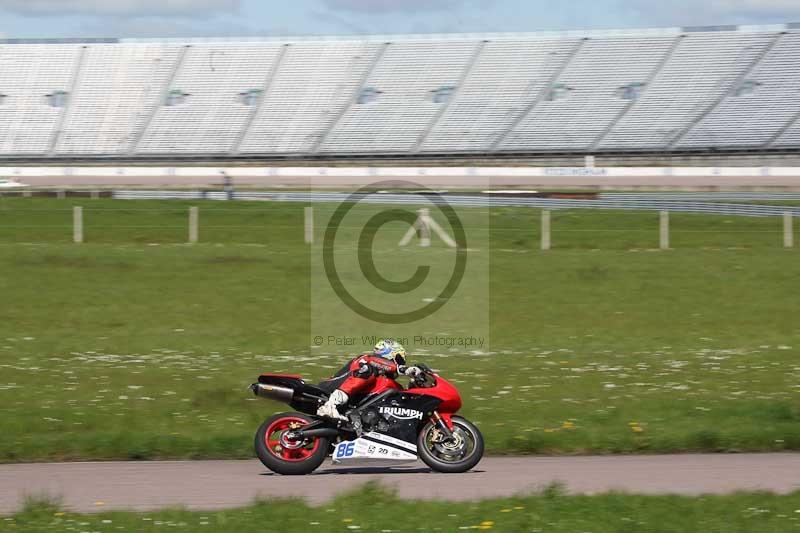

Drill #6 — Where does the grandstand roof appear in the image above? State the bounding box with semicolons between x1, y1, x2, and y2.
1;22;797;44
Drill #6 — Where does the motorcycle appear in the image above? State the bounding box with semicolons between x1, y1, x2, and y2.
250;363;484;475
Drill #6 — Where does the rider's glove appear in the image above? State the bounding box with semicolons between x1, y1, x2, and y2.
403;366;423;377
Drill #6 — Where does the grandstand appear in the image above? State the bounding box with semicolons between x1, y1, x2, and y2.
0;23;798;161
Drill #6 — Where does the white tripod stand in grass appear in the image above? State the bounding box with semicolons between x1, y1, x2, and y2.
398;208;457;248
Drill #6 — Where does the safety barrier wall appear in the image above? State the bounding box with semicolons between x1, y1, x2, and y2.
2;166;800;178
103;190;800;218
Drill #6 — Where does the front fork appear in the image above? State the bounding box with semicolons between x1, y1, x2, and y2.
431;411;455;440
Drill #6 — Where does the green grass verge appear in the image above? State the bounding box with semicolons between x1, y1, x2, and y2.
5;484;800;532
0;198;799;461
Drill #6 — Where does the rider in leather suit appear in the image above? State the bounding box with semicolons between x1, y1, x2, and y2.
317;339;422;421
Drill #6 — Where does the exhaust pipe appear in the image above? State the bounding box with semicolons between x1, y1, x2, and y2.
251;383;294;403
295;428;340;439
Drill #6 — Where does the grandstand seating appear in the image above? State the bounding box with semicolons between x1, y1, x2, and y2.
600;31;777;151
421;38;579;153
318;40;478;154
0;44;80;154
239;41;382;154
58;44;182;155
137;43;285;154
499;36;677;152
676;32;800;149
0;24;797;158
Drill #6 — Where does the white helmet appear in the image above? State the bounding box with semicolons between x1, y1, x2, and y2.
372;339;406;365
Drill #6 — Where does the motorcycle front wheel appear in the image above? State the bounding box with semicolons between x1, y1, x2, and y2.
254;412;330;475
417;416;484;473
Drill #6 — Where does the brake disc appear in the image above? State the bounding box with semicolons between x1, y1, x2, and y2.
433;429;467;456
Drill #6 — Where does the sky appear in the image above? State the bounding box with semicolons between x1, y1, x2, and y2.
0;0;799;39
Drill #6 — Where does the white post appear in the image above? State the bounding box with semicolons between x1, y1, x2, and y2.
418;208;431;247
57;189;65;199
23;190;32;198
784;212;794;249
91;190;99;199
73;206;83;243
304;207;314;244
541;210;551;251
188;206;198;244
660;210;670;250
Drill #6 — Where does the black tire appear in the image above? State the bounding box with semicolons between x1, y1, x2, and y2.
254;412;329;475
417;416;484;473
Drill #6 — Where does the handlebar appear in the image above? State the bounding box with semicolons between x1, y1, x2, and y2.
416;363;434;374
409;363;436;387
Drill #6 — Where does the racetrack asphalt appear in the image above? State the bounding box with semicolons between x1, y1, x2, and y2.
2;454;799;514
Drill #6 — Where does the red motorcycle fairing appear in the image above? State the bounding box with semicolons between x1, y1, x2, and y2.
405;373;462;430
405;373;462;411
371;375;404;394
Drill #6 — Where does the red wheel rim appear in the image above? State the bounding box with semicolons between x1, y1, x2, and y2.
264;416;321;462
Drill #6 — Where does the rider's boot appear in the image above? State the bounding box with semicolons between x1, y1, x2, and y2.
317;389;349;421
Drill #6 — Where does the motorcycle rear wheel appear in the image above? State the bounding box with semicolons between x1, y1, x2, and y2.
255;412;330;475
417;416;483;473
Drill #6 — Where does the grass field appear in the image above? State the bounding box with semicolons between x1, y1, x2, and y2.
0;198;799;461
6;484;800;532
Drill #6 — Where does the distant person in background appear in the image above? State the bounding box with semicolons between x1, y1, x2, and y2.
222;171;234;200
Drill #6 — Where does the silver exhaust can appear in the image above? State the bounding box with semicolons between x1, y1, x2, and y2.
252;383;295;403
